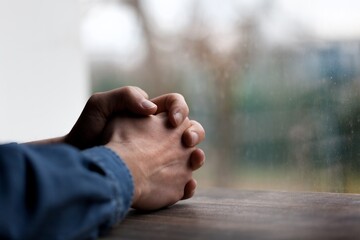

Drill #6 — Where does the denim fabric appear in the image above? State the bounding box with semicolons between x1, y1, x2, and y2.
0;143;134;240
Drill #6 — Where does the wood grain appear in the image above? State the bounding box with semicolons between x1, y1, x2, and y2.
102;188;360;240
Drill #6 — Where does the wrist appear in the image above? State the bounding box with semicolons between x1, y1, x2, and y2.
26;136;66;145
105;142;142;208
82;146;134;221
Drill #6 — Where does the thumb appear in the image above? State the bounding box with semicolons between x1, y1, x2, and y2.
122;87;158;115
66;86;157;149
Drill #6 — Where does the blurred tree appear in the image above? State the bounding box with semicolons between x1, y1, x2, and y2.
179;2;266;185
84;0;360;192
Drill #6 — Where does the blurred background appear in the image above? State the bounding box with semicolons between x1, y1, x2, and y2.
1;0;360;193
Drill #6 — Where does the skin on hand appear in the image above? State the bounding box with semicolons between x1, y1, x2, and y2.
64;87;157;149
61;86;204;150
28;86;206;189
103;113;202;210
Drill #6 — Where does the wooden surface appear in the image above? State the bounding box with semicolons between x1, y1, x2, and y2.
103;188;360;240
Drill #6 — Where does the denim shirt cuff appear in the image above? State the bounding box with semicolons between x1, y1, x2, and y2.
82;146;134;224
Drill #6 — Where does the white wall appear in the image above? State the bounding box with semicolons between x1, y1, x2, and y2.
0;0;89;142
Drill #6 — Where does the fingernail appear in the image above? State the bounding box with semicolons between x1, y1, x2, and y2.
141;100;156;109
190;131;199;146
173;112;183;125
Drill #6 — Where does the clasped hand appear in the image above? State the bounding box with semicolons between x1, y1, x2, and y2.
45;86;205;210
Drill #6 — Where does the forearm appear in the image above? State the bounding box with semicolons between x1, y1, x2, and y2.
26;135;66;145
0;143;133;239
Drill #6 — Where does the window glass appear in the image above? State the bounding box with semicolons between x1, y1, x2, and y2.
81;0;360;193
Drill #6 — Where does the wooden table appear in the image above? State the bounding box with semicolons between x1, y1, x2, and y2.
103;188;360;240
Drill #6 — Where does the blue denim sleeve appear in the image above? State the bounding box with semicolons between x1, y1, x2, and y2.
0;143;134;240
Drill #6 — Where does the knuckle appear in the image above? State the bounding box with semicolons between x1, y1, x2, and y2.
135;87;149;98
190;120;201;128
169;93;187;107
190;121;206;135
87;92;102;105
120;86;133;96
170;93;185;101
86;92;108;115
121;86;148;100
